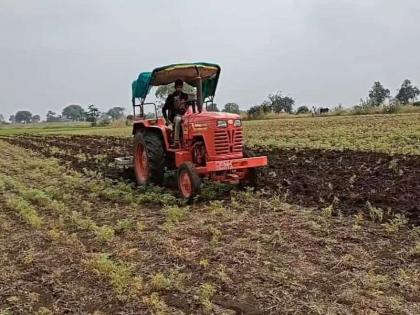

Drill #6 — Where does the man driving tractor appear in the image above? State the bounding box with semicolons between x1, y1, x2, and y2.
131;62;268;199
162;79;194;146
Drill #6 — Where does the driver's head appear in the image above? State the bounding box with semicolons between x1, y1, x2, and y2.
175;79;183;92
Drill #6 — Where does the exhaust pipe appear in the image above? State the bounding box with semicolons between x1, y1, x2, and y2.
196;76;203;113
195;66;203;113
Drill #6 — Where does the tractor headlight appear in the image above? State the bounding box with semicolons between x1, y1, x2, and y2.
234;119;241;127
217;120;227;128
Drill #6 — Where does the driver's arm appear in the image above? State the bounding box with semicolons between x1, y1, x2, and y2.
162;94;172;122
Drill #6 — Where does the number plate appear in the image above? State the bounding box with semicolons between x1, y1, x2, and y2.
214;160;233;171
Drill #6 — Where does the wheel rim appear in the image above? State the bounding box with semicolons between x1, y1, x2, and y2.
135;143;149;182
179;170;192;198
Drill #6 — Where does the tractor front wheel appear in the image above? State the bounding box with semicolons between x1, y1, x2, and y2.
239;148;259;188
177;162;201;200
134;131;165;185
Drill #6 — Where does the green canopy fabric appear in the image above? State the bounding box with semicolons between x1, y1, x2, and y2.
132;72;152;100
132;62;221;101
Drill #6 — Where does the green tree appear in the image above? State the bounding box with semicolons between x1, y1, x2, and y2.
62;104;85;121
85;104;100;126
222;102;240;114
155;83;195;103
9;115;15;123
260;101;272;113
396;79;420;104
368;81;390;106
15;110;32;123
0;114;4;122
296;105;309;114
268;92;295;113
207;103;219;112
106;107;125;120
247;105;262;119
98;112;111;126
32;115;41;123
46;110;61;122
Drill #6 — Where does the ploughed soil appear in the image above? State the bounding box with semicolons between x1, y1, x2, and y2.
258;148;420;224
1;137;420;314
1;134;419;223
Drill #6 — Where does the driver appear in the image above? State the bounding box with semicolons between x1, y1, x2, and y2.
162;79;190;147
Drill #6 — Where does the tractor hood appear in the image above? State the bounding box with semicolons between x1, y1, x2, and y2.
187;110;240;124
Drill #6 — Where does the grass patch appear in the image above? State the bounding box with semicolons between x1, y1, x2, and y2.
4;193;42;228
87;254;137;297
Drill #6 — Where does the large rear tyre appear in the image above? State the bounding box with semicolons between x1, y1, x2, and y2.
177;162;201;200
134;131;165;185
239;148;258;188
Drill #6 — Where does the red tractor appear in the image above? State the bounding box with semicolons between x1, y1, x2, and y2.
131;62;267;199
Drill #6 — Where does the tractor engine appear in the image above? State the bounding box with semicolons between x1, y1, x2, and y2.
189;113;244;162
211;121;244;158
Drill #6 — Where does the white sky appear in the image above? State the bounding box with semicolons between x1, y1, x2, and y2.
1;0;419;119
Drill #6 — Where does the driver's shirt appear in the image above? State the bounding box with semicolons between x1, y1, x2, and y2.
162;91;189;122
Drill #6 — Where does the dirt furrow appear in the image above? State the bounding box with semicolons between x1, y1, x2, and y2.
2;134;419;223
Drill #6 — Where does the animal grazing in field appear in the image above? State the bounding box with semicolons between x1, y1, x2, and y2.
312;107;330;116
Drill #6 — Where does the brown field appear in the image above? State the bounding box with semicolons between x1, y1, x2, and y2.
0;115;419;315
2;134;419;224
0;115;420;315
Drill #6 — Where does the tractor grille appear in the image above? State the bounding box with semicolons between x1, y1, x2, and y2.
214;128;243;155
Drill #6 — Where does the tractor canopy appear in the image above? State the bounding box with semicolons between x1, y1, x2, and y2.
132;62;221;101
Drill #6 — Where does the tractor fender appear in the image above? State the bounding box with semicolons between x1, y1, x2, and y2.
132;123;170;150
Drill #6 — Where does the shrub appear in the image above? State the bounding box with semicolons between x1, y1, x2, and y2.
296;105;309;114
247;105;263;119
110;118;127;128
382;103;400;114
98;117;111;126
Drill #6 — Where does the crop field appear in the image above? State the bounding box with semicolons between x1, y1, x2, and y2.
245;113;420;154
0;113;419;314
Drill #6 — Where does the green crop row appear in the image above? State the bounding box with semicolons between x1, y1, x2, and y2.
2;113;419;154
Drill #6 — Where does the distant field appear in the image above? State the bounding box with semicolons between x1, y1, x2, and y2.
0;121;129;136
2;113;420;154
245;113;420;155
0;121;92;135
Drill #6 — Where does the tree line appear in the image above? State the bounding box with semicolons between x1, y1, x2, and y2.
2;78;419;125
153;79;419;118
246;78;420;119
4;105;127;125
361;79;420;107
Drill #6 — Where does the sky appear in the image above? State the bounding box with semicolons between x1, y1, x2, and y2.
1;0;420;119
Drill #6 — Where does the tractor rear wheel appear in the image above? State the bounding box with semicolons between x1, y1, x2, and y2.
240;148;258;188
177;162;201;200
134;131;165;185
